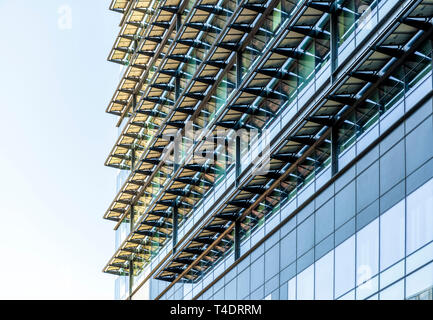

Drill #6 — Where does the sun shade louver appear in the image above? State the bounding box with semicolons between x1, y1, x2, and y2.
306;1;333;13
104;0;433;286
195;4;232;15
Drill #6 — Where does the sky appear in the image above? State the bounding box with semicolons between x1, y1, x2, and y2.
0;1;124;299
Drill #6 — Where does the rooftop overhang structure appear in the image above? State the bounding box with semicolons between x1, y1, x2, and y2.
102;0;433;284
110;0;131;14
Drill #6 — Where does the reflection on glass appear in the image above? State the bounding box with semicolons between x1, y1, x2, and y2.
380;200;405;271
406;262;433;299
356;220;379;286
380;279;404;300
297;264;314;300
288;276;296;300
335;235;355;298
407;179;433;254
315;251;334;300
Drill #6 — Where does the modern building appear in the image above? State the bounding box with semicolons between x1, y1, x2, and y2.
103;0;433;300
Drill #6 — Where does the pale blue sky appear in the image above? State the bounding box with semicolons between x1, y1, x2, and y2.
0;1;123;299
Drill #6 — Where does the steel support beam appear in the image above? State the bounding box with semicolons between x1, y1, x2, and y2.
236;51;242;88
234;220;241;260
173;206;179;252
331;125;339;176
132;93;137;112
128;203;134;297
329;3;338;83
235;135;241;187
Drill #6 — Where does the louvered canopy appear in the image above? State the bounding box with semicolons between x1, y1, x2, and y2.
103;0;433;280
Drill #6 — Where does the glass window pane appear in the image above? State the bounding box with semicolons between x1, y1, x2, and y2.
225;278;236;300
251;256;264;292
315;199;334;244
315;250;334;300
288;277;296;300
406;118;433;174
280;230;296;269
380;200;405;271
380;260;405;290
357;161;379;211
335;181;355;228
407;178;433;254
297;215;314;257
337;0;355;46
357;219;379;287
335;235;355;298
406;261;433;299
265;245;280;281
356;275;378;300
380;280;404;300
237;267;250;299
297;264;314;300
380;141;405;193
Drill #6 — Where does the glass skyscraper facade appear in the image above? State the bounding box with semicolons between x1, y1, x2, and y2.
103;0;433;300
